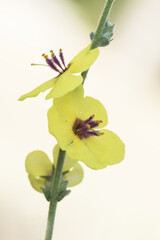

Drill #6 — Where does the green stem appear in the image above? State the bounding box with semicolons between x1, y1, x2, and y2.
91;0;114;50
82;0;114;84
45;149;66;240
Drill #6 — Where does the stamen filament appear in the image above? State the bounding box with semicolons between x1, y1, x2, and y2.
42;53;61;73
72;115;103;140
50;50;64;71
59;49;66;68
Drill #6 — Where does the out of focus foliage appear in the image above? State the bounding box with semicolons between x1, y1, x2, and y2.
70;0;135;25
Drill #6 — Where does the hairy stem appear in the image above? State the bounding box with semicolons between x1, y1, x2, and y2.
45;149;66;240
82;0;114;84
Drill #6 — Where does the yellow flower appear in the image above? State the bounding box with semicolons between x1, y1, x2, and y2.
18;45;99;100
48;86;125;170
25;145;84;193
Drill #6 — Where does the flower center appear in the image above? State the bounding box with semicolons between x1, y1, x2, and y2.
72;115;104;140
42;49;69;74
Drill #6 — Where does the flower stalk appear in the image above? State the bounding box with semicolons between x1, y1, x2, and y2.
82;0;114;83
45;149;66;240
45;0;115;239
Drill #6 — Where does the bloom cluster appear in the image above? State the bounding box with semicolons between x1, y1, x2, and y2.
25;145;83;197
19;44;125;197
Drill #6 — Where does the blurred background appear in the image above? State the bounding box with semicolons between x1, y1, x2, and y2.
0;0;160;239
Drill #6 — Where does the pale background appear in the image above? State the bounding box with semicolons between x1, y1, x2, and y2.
0;0;160;239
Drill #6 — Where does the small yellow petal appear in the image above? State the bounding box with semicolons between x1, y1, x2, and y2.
53;144;76;171
78;96;108;128
69;48;99;73
18;78;57;101
87;129;125;165
63;163;84;187
53;85;84;123
28;174;45;193
47;106;75;149
45;70;83;99
25;151;53;177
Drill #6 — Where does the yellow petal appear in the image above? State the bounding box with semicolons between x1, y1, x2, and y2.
78;96;108;128
45;70;83;99
28;174;45;193
53;85;84;123
47;106;75;149
87;129;125;165
63;163;84;187
69;44;91;64
67;137;107;170
69;48;99;73
25;151;53;177
18;78;57;101
53;144;76;171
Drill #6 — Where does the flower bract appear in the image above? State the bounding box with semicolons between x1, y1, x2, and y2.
25;145;84;193
48;86;125;170
18;44;99;101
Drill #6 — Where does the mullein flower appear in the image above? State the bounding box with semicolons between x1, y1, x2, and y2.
19;45;99;100
48;86;125;170
25;145;84;193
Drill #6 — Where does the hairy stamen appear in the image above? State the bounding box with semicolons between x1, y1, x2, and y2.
42;53;61;73
72;115;103;140
59;49;66;68
50;50;64;71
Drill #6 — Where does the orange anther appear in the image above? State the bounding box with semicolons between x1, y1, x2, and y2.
96;120;103;124
99;132;104;136
42;53;48;59
50;50;54;56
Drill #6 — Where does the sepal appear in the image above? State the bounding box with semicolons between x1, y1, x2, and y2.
58;180;71;202
90;19;115;47
41;180;52;201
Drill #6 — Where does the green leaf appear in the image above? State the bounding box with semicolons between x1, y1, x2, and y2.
90;19;115;47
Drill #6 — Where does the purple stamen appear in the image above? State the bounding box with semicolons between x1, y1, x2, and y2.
84;115;94;124
59;49;66;68
87;131;99;137
50;51;64;71
46;58;61;73
89;122;99;128
72;116;103;140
